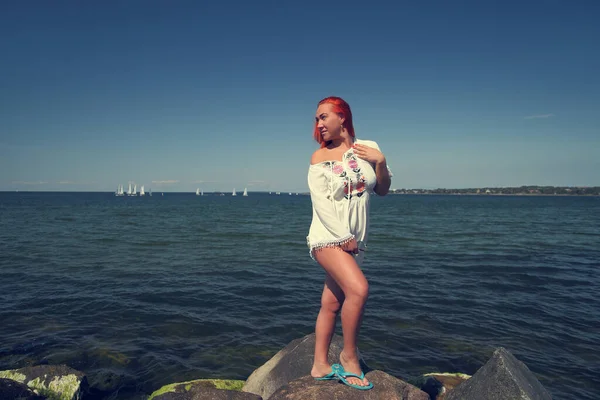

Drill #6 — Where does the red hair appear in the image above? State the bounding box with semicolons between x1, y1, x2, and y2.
313;96;355;148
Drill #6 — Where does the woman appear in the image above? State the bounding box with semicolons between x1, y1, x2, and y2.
307;96;392;390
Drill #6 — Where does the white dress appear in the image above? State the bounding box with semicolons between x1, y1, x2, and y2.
306;139;392;265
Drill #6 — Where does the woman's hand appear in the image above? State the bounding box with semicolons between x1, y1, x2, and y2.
341;238;359;255
354;143;391;196
352;144;385;165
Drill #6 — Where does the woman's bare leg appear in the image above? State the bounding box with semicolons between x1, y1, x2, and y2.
313;248;370;387
311;274;344;377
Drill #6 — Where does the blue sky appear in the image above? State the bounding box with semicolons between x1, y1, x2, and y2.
1;0;598;192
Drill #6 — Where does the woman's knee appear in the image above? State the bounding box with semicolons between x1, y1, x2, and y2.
348;281;369;303
321;294;342;314
321;300;341;314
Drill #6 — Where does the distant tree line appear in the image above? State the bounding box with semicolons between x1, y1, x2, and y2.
392;186;600;196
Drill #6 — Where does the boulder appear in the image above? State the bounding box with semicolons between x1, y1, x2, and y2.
242;333;367;400
269;370;429;400
0;365;86;400
0;378;46;400
411;373;471;400
149;379;261;400
85;369;124;396
445;347;552;400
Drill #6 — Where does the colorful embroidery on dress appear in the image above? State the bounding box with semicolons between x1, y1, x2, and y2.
332;164;345;175
356;176;367;197
347;153;362;174
342;153;367;199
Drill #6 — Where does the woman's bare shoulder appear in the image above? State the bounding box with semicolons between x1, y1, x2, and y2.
310;148;328;165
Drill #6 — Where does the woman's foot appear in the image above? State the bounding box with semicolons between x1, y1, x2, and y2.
340;350;370;387
311;362;334;379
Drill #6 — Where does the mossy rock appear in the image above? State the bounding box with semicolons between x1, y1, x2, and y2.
0;378;45;400
0;365;87;400
149;379;253;399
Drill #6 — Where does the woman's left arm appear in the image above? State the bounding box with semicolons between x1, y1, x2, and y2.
373;159;392;196
353;142;392;196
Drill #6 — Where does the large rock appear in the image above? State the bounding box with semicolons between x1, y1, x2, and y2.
0;365;86;400
149;379;261;400
242;333;366;400
0;378;46;400
445;347;552;400
269;370;430;400
411;373;471;400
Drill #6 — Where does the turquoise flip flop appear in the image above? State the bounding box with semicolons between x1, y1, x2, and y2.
337;370;373;390
314;363;343;381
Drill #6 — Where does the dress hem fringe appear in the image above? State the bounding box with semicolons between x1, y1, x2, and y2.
307;234;356;260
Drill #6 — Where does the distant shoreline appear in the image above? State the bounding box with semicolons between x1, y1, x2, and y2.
1;190;598;197
389;192;600;197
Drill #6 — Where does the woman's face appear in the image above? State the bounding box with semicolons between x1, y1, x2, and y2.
315;103;344;142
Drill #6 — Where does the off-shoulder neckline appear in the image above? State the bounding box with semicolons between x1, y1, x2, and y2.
310;159;343;167
309;144;358;166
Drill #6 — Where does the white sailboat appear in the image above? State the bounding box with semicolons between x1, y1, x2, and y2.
127;182;134;196
133;184;137;196
139;185;145;196
196;188;200;196
149;188;152;196
232;188;237;196
115;184;124;196
243;188;248;197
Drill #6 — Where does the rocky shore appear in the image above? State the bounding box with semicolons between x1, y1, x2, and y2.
0;333;552;399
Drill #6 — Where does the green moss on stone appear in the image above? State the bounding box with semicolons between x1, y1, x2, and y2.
28;374;81;400
0;370;82;400
0;370;27;383
149;379;245;399
207;379;244;390
148;382;179;399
